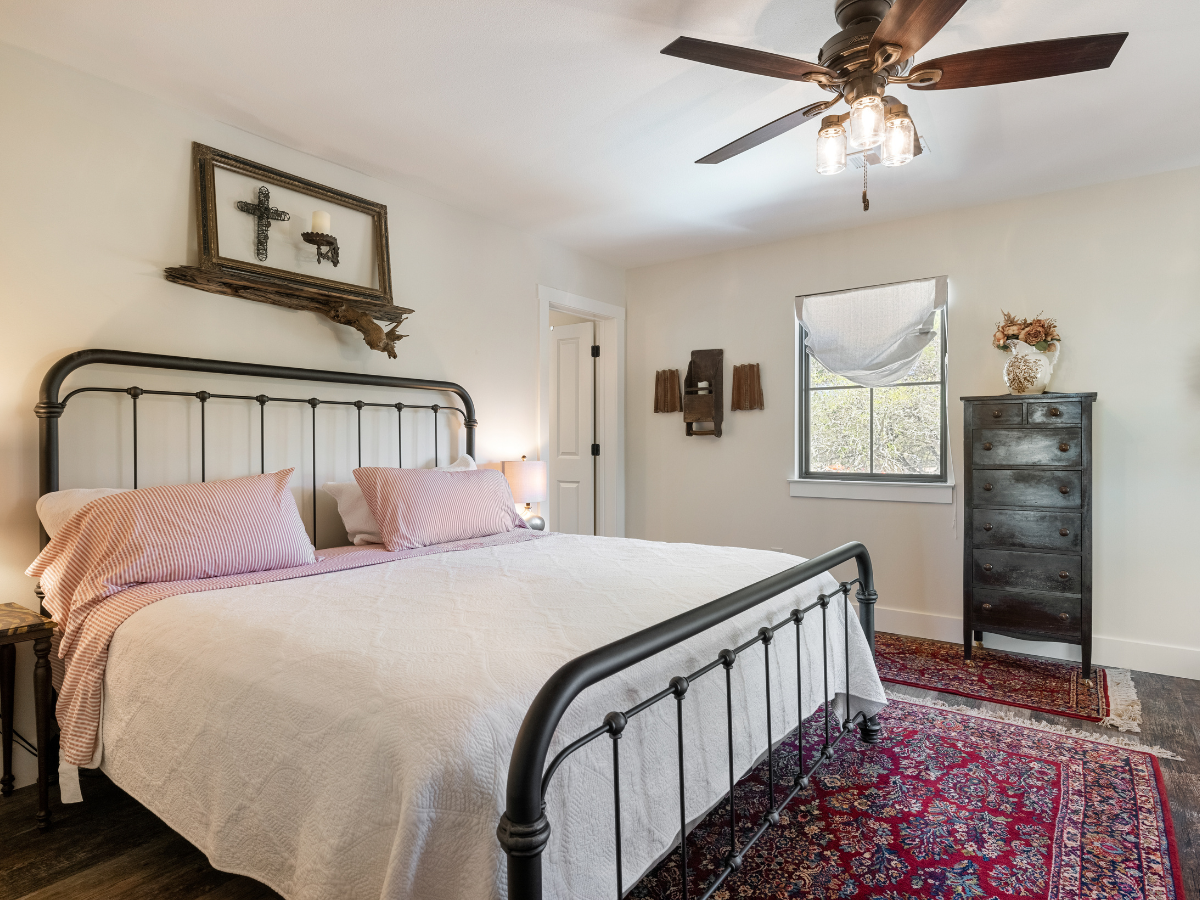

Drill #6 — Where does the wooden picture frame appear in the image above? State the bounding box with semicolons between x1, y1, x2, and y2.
166;142;411;329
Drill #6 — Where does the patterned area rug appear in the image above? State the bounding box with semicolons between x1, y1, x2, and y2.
630;699;1183;900
874;632;1141;731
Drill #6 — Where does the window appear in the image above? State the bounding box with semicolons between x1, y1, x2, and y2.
798;282;948;483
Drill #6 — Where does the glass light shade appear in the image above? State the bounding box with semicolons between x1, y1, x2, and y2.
502;458;548;504
815;124;847;175
881;115;915;166
848;95;885;149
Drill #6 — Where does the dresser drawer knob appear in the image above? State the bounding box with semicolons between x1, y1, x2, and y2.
992;409;1002;418
1059;528;1070;536
1059;571;1070;579
1059;442;1070;452
1049;407;1062;417
983;563;993;572
982;603;992;611
983;483;993;492
1059;612;1070;622
1059;485;1070;494
982;442;993;451
983;523;993;531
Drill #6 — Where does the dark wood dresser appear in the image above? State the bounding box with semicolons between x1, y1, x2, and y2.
962;392;1096;678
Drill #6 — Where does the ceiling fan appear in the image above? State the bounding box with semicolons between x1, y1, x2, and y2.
661;0;1127;185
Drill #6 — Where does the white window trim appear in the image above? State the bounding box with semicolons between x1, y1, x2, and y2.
788;469;955;503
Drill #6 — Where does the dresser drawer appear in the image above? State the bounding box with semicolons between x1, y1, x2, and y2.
974;427;1081;467
973;509;1082;552
973;549;1082;594
972;469;1081;508
1026;400;1081;425
971;403;1022;427
972;588;1081;639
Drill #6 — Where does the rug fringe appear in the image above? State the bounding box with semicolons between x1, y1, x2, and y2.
1097;667;1142;733
884;690;1183;760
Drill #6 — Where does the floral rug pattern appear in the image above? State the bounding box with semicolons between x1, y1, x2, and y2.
873;632;1139;729
629;700;1181;900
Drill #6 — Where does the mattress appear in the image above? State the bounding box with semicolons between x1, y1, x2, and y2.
96;534;886;900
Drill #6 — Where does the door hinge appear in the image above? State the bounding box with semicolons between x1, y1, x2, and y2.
591;443;600;456
591;345;600;358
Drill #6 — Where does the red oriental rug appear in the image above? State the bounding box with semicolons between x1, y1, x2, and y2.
630;699;1183;900
874;632;1141;731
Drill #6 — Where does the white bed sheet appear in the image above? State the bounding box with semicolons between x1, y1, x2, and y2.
97;534;886;900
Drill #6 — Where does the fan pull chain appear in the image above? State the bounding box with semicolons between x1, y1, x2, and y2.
862;162;870;212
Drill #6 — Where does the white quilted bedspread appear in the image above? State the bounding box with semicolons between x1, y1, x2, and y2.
98;534;886;900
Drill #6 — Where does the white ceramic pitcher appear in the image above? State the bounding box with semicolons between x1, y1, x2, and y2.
1003;339;1059;394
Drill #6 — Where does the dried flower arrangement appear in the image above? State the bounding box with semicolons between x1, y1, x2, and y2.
992;311;1061;352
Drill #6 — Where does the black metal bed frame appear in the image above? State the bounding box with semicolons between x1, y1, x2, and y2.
498;544;881;900
36;349;476;549
35;349;881;900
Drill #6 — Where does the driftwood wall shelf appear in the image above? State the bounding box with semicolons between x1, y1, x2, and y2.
684;349;723;437
731;364;764;410
165;143;411;358
654;369;682;413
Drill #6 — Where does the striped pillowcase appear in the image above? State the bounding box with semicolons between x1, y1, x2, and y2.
27;470;315;652
353;467;527;551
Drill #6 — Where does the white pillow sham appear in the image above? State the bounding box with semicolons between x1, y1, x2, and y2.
322;455;476;546
37;488;130;539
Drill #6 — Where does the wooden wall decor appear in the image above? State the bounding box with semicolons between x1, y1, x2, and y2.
165;143;411;357
684;349;723;437
731;364;765;410
654;369;682;413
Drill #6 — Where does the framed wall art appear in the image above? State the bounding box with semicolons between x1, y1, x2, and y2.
166;143;412;357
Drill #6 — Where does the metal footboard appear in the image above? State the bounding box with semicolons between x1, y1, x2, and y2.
497;541;881;900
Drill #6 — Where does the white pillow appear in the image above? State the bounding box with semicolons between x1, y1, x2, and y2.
322;455;476;546
37;488;129;539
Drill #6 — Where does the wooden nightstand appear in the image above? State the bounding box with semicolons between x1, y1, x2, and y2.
1;602;56;830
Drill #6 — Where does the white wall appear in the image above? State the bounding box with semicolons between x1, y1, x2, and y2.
0;42;623;788
627;166;1200;681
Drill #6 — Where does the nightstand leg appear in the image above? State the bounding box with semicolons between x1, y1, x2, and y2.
33;636;51;830
1;643;13;797
963;621;973;660
1082;645;1092;684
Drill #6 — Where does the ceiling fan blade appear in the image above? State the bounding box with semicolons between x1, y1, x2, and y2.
696;102;829;164
662;36;835;82
869;0;969;65
909;33;1128;90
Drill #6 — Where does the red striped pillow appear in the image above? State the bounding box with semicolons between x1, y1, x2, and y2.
27;470;315;644
353;467;527;551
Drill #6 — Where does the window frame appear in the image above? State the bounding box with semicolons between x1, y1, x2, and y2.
798;305;949;484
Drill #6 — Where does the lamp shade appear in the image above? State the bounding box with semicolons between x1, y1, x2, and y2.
502;458;548;504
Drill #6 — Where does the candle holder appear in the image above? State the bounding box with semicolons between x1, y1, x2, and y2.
301;231;340;267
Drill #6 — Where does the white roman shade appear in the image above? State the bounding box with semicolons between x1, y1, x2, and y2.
796;277;947;388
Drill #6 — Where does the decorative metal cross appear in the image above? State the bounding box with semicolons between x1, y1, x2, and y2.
236;185;290;261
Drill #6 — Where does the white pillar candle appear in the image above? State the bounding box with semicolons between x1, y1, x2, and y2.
312;210;331;234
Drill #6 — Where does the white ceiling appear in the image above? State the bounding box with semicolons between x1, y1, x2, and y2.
2;0;1197;268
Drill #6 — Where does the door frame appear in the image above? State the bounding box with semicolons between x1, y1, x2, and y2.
538;285;625;537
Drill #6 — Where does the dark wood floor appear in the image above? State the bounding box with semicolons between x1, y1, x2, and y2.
2;669;1196;900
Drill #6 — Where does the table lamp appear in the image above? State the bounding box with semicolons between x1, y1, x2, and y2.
502;456;548;531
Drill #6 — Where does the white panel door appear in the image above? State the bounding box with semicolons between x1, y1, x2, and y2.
549;322;595;535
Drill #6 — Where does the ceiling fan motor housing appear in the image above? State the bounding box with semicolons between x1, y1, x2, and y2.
834;0;892;28
821;1;909;81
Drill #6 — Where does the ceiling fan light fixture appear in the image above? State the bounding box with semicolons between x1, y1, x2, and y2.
881;104;915;166
848;95;886;149
815;116;847;175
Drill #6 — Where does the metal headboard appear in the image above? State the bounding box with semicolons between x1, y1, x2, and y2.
36;349;477;548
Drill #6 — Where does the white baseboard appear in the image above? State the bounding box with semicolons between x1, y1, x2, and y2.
872;605;1200;681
